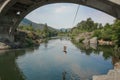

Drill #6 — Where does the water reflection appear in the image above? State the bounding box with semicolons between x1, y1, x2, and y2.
44;39;48;48
90;44;97;50
62;71;67;80
0;50;26;80
112;51;120;65
0;38;120;80
72;40;120;65
0;47;38;80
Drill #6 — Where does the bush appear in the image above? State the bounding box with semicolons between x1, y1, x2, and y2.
93;30;102;39
25;38;34;46
79;38;84;42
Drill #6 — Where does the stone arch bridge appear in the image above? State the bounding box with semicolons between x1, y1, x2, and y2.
0;0;120;41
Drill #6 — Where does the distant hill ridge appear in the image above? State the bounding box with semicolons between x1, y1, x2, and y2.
19;18;58;31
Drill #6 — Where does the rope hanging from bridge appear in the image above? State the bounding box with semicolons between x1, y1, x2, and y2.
72;5;80;26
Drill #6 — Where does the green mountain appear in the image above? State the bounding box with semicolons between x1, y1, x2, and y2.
19;18;58;31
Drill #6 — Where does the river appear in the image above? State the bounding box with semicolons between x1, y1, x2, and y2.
0;38;119;80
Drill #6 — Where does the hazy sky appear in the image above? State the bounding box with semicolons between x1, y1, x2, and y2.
26;3;115;29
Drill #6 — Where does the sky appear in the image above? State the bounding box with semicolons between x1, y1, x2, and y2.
26;3;115;29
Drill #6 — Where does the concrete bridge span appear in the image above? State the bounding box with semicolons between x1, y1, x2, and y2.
0;0;120;41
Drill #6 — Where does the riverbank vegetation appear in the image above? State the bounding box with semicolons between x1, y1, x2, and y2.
16;23;58;48
0;18;120;50
70;18;120;47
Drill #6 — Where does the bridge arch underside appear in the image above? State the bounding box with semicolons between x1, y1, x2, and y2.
0;0;120;41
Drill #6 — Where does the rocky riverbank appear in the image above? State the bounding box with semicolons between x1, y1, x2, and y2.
72;32;115;46
93;62;120;80
0;42;10;50
0;30;43;50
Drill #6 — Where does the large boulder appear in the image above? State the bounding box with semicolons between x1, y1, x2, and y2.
82;38;90;44
0;42;10;50
90;37;97;44
75;32;93;42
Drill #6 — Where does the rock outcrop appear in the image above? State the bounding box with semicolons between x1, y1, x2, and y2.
98;39;114;46
90;37;97;44
93;62;120;80
0;42;10;50
0;30;42;50
75;32;93;42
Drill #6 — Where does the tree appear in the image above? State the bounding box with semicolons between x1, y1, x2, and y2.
93;29;102;39
98;23;103;29
112;19;120;46
43;23;49;38
73;17;98;32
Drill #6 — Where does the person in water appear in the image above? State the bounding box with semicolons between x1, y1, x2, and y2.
63;46;67;53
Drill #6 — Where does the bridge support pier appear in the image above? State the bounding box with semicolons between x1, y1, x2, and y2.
0;15;18;42
0;34;14;42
